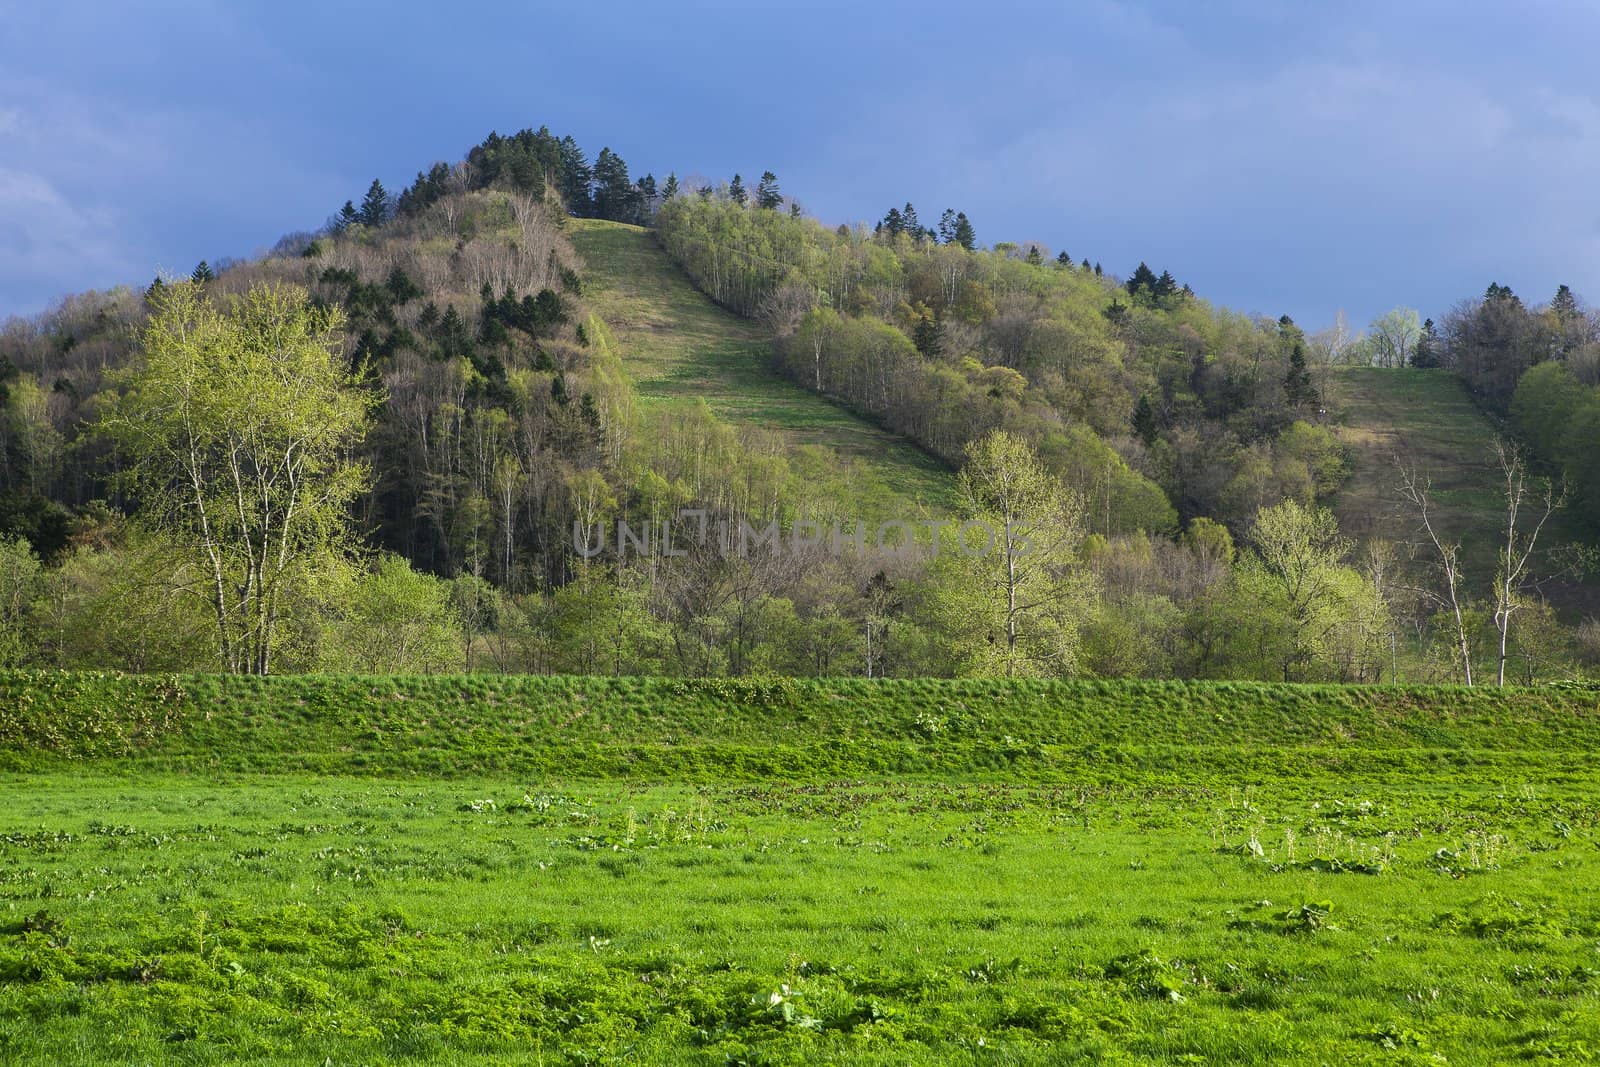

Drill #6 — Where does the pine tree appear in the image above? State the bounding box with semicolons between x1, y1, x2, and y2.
1154;270;1179;298
358;179;390;228
1131;394;1158;446
938;209;957;244
662;173;679;200
880;207;904;237
729;174;747;206
335;200;359;232
953;212;976;251
1056;251;1072;267
191;260;215;284
756;171;782;210
1093;263;1103;277
1026;245;1043;266
1081;257;1090;271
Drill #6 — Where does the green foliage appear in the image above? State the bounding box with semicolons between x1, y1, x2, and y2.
100;282;375;674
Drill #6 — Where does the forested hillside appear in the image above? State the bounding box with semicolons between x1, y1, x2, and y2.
0;126;1594;684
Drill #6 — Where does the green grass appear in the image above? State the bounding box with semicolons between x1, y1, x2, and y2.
1330;366;1592;613
3;673;1599;1063
568;219;954;513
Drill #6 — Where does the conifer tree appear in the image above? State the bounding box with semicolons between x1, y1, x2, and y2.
335;200;359;232
1132;394;1158;446
729;173;747;206
1412;318;1441;368
358;179;390;228
1126;262;1159;298
901;203;920;237
662;173;679;200
557;136;593;215
756;171;782;210
938;209;957;244
1057;251;1072;267
953;212;976;251
191;260;215;284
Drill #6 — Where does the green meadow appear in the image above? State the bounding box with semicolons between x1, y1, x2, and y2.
2;674;1598;1063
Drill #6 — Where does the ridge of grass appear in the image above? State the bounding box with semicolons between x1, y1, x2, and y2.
3;671;1597;780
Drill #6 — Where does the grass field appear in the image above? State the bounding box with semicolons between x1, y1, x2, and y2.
2;673;1599;1063
568;219;954;512
1330;366;1594;614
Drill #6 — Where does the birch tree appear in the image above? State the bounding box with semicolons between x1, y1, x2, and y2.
101;281;375;674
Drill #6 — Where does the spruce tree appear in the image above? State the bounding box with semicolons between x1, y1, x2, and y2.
358;179;390;228
557;136;593;215
880;207;904;237
662;173;679;200
335;200;359;232
729;173;747;206
1131;394;1158;446
953;212;976;251
901;203;920;237
1026;245;1043;266
756;171;782;210
1126;262;1159;299
191;260;215;284
938;209;957;244
1281;316;1315;405
912;310;945;357
790;203;802;218
1056;251;1072;267
1552;283;1579;322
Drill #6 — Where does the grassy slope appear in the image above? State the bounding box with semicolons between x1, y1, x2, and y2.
1329;367;1592;612
568;218;954;512
4;672;1599;780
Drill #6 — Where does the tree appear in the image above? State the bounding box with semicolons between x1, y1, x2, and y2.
936;430;1092;677
319;555;464;674
591;147;638;222
1125;262;1159;299
334;200;359;232
191;260;215;284
1281;316;1315;406
1365;307;1421;367
101;281;375;674
1243;499;1354;681
1397;462;1473;685
358;179;391;228
729;173;747;206
952;212;976;251
662;173;679;200
1490;439;1562;686
938;209;957;244
1412;317;1441;368
755;171;782;210
1131;395;1158;446
0;535;42;666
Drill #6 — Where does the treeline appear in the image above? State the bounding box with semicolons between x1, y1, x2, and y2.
654;193;1347;537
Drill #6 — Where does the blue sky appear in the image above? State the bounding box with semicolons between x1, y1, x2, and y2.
3;1;1599;330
